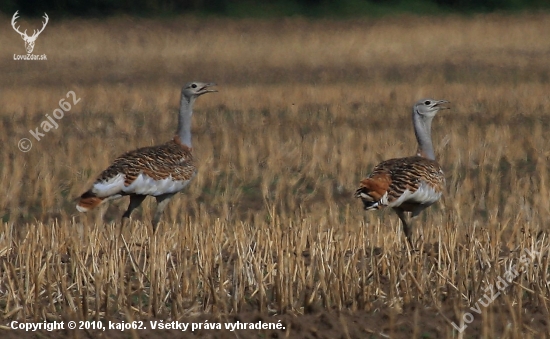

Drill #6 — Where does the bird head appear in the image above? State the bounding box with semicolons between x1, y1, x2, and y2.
414;99;450;118
182;82;217;99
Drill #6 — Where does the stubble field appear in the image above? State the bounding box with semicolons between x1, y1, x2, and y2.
1;13;550;338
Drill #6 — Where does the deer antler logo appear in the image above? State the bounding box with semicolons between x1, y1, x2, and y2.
11;11;49;54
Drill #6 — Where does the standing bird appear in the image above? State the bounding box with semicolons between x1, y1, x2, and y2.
76;82;217;232
354;99;449;246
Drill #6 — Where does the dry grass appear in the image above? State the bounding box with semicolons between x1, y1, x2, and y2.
1;13;550;337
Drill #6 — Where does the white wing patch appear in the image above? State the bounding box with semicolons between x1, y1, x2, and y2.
389;181;442;208
125;173;192;196
92;173;193;197
91;173;126;197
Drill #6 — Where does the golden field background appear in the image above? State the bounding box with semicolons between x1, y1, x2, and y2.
0;13;550;337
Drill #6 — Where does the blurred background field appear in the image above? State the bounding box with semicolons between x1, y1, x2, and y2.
1;0;550;17
1;10;550;339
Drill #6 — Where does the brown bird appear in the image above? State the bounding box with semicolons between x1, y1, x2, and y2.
354;99;449;246
76;82;217;232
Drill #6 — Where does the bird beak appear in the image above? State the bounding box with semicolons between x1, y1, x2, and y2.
435;100;450;109
199;83;217;94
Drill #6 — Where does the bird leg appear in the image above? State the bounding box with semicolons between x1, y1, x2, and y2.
122;194;147;219
393;208;414;248
152;193;176;233
120;194;147;237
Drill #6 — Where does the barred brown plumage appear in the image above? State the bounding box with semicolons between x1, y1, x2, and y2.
354;98;449;247
95;137;195;186
76;82;216;233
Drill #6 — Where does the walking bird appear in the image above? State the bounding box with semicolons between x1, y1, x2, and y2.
354;99;449;246
76;82;217;232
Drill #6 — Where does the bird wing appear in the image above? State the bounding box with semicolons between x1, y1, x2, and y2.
89;138;195;198
355;156;444;211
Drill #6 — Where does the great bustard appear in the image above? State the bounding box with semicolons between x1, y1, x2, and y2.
354;99;449;246
76;82;217;232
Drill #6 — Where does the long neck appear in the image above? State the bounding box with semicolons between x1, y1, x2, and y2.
412;110;435;160
177;95;194;148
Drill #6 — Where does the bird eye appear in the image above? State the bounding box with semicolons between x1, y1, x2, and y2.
424;100;431;105
191;84;197;88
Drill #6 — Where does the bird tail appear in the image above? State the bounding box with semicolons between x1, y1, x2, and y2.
354;178;386;210
354;188;380;210
76;190;105;212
